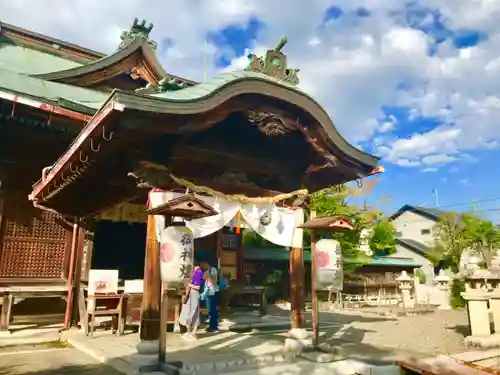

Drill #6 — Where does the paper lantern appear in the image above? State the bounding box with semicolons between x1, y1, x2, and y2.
315;239;343;291
159;225;194;286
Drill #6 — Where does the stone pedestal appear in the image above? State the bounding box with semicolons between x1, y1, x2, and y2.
397;271;414;309
462;292;491;337
490;293;500;334
435;269;451;310
461;268;500;347
136;340;160;355
284;328;313;353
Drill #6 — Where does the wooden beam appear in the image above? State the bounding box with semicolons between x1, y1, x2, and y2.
48;178;137;218
139;215;162;347
131;167;284;198
290;246;305;329
171;145;280;176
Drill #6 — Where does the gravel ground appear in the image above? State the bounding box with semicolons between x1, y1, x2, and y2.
267;305;471;357
328;309;470;356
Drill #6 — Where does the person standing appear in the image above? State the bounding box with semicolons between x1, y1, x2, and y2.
201;270;218;332
178;262;203;339
204;262;219;332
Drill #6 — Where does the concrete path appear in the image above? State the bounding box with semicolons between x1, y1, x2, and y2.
218;360;400;375
0;344;123;375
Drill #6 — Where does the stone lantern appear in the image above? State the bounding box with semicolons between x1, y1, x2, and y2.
396;271;414;309
461;270;495;346
434;269;451;310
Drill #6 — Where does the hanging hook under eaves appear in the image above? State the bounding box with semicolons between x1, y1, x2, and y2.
90;138;101;152
102;127;114;141
79;151;89;163
69;163;79;173
60;172;70;183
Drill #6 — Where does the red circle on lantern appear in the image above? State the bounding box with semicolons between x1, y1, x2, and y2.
316;251;330;269
160;243;175;263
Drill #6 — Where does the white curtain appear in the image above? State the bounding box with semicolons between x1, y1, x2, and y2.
149;192;240;239
240;204;304;248
149;191;304;247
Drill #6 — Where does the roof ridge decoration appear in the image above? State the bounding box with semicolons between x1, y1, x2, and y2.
119;18;157;50
245;36;300;85
135;74;188;94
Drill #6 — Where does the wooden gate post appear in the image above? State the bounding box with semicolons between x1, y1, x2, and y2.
290;246;305;328
138;215;162;353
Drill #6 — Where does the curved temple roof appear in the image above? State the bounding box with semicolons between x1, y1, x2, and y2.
30;68;380;204
127;69;378;168
21;34;380;211
32;19;196;88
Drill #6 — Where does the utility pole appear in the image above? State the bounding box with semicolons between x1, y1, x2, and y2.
432;189;439;208
471;199;478;213
203;35;208;81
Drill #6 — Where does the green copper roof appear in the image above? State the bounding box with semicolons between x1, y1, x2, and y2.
0;42;83;75
0;69;107;110
149;70;300;101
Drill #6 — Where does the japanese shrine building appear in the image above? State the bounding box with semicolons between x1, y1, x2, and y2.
0;19;380;332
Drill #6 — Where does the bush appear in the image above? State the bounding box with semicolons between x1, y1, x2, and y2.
415;268;426;284
451;279;466;309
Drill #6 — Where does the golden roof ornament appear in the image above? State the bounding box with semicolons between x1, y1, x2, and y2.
245;36;300;85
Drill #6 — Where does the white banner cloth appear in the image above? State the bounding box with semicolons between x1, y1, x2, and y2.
240;204;304;247
149;191;304;248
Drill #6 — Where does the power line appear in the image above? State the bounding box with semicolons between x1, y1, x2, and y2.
392;206;500;225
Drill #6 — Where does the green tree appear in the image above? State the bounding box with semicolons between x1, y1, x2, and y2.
369;219;397;256
428;212;500;271
242;230;276;248
461;213;499;269
308;185;374;270
428;212;467;273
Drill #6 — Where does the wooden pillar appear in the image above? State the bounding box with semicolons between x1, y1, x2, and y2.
290;246;305;328
139;215;162;348
71;227;86;326
236;232;244;282
310;211;319;345
63;221;79;330
0;193;4;267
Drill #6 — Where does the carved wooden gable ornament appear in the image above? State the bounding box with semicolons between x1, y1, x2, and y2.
245;36;300;85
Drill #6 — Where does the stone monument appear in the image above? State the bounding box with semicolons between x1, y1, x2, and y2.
461;254;500;347
396;271;415;309
435;269;451;310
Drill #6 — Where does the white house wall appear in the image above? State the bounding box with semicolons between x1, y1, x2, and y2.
391;244;435;284
392;210;436;244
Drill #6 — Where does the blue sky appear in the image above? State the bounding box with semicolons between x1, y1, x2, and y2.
203;3;500;219
1;0;499;220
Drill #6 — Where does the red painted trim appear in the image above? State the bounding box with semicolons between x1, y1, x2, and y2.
0;89;91;122
39;103;91;122
30;100;124;200
368;165;384;176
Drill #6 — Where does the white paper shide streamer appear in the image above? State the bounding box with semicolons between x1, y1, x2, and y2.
315;239;343;291
159;226;194;286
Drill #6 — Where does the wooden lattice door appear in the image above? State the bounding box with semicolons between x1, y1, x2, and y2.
0;195;71;279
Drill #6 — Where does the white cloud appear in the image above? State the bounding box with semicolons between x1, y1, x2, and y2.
422;167;439;172
394;158;421;167
308;37;321;46
421;154;459;165
0;0;499;170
